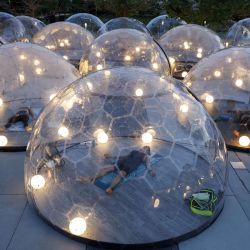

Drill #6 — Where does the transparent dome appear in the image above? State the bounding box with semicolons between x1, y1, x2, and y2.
184;47;250;151
226;18;250;47
32;22;94;67
159;24;224;79
0;12;26;43
66;13;104;37
17;16;45;41
25;66;227;246
147;15;186;40
79;28;170;76
0;42;80;149
98;17;150;35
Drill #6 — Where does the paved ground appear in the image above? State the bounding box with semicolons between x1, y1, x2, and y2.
0;150;250;250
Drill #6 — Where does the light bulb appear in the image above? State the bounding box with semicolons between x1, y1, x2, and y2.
50;93;56;100
59;42;65;47
183;41;190;49
124;55;131;61
96;64;103;70
104;70;111;77
214;70;221;77
181;71;188;78
96;51;101;57
58;126;69;137
63;55;68;60
186;81;192;87
69;217;87;236
30;175;45;189
0;98;3;106
135;47;140;52
142;132;153;143
87;81;93;90
239;136;250;147
152;63;159;70
34;59;40;65
205;94;214;103
35;68;42;75
19;73;25;82
225;42;229;47
235;79;243;87
197;48;203;53
196;52;202;58
179;104;189;113
135;88;143;97
169;57;175;65
95;130;108;144
0;135;8;146
153;198;160;208
20;54;26;60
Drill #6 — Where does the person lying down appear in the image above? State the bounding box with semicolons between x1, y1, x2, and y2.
78;146;156;194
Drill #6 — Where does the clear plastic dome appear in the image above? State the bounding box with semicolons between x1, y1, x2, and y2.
226;18;250;47
32;22;94;67
147;15;186;40
159;24;224;79
98;17;150;35
79;28;170;76
184;47;250;151
17;16;45;41
0;12;26;43
0;42;80;149
66;13;104;37
25;66;227;246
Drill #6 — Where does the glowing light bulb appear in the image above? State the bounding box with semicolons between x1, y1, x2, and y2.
104;70;111;77
225;42;229;47
20;54;26;60
30;175;45;189
153;198;160;208
0;98;3;106
197;48;203;53
152;63;159;70
142;132;153;143
124;55;131;61
196;52;202;58
87;81;93;90
135;88;143;97
135;47;140;52
235;79;243;87
63;55;68;60
181;71;188;78
226;57;232;63
205;94;214;104
179;104;189;113
34;59;40;65
19;73;25;82
84;23;87;29
96;64;103;70
96;51;101;57
58;126;69;137
214;70;221;77
59;42;65;47
186;81;192;87
169;57;175;65
95;130;108;144
239;136;250;147
35;68;42;75
69;217;87;236
50;93;56;100
183;41;190;49
0;135;8;146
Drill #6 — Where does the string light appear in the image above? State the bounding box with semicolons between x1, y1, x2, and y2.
214;70;221;77
30;175;45;189
239;136;250;147
35;68;42;75
181;71;188;78
0;135;8;146
142;132;153;143
235;79;243;87
135;88;143;97
34;59;40;65
135;47;140;52
50;93;56;100
95;129;108;144
69;217;87;236
0;98;3;106
179;104;189;113
124;55;131;61
96;64;103;70
152;63;159;70
205;94;214;103
63;55;68;60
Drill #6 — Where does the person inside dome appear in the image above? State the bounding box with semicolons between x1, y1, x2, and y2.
79;146;155;194
3;107;34;132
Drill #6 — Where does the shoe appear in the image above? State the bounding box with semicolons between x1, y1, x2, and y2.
105;187;113;194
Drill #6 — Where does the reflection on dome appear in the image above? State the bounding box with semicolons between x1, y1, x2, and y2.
25;66;227;246
79;28;170;76
33;22;94;67
17;16;45;41
184;47;250;151
226;18;250;47
147;15;186;40
66;13;104;36
0;12;25;43
159;24;224;79
98;17;150;35
0;42;80;149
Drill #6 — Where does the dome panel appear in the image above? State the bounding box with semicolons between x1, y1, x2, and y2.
159;24;224;79
184;47;250;151
33;22;94;67
0;42;80;149
79;29;170;76
66;13;104;36
147;15;186;40
25;66;227;246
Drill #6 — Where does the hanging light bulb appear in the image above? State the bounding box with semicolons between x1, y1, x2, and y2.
235;79;243;87
239;136;250;147
30;175;45;189
205;94;214;104
0;135;8;146
34;59;40;65
63;55;68;60
95;129;108;144
50;93;56;100
142;132;153;143
135;88;143;97
58;126;69;137
181;71;188;78
69;217;87;236
214;70;221;77
179;104;189;113
96;64;103;70
152;63;159;70
124;55;131;61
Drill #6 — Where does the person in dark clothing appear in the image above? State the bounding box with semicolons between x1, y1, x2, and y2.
4;107;34;131
79;146;155;194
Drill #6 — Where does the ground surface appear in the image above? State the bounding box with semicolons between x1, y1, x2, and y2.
0;150;250;250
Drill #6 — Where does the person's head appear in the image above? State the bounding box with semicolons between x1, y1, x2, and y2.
142;146;150;155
